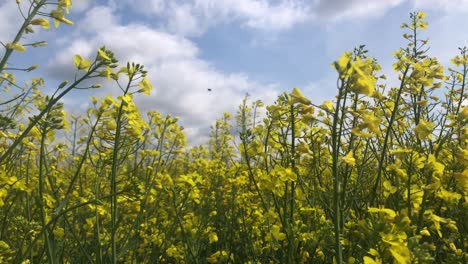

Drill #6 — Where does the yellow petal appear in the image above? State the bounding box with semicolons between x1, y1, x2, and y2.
290;87;311;105
420;228;431;236
363;256;381;264
30;18;50;29
138;78;153;95
342;151;356;166
209;232;218;243
73;54;83;68
97;48;111;61
389;246;411;264
6;42;26;52
333;51;353;76
321;100;334;112
51;9;74;27
73;54;91;71
59;0;73;13
414;120;434;140
416;11;426;19
458;107;468;121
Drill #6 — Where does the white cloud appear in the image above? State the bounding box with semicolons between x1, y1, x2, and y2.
78;6;117;32
73;0;92;12
115;0;167;15
0;1;29;41
313;0;405;20
119;0;311;36
49;5;278;145
166;4;203;36
53;6;199;66
11;0;466;146
113;0;430;37
412;0;468;13
194;0;311;31
107;0;468;38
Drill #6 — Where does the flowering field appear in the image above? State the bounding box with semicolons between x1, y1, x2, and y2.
1;1;467;263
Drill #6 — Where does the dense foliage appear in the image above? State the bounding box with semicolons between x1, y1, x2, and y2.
0;1;467;263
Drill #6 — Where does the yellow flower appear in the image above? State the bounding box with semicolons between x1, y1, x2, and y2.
270;224;286;241
416;11;426;19
333;51;353;76
414;119;434;140
297;141;312;154
29;126;41;139
100;66;112;80
50;9;74;27
321;100;334;112
351;66;376;95
449;242;457;252
364;256;382;264
359;112;380;134
209;232;218;243
6;42;26;52
454;169;468;193
426;154;444;176
279;168;297;182
138;78;153;95
31;18;50;29
368;207;397;218
351;128;372;138
342;151;356;166
97;48;111;61
73;55;92;71
451;56;462;67
437;188;461;204
166;245;180;257
58;0;72;13
207;250;229;263
419;228;431;236
290;87;311;105
389;245;411;264
458;107;468;121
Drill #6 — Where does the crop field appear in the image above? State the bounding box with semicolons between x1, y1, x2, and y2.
0;1;467;263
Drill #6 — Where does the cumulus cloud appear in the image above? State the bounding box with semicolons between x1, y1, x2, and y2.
166;4;202;36
48;5;278;145
313;0;405;20
6;0;465;145
194;0;311;31
77;5;117;32
411;0;468;13
73;0;92;13
117;0;311;36
117;0;411;36
0;1;30;41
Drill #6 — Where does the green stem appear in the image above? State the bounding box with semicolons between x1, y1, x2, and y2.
288;103;296;264
39;124;55;264
0;0;46;73
331;78;346;264
110;72;135;263
370;65;410;206
0;62;103;164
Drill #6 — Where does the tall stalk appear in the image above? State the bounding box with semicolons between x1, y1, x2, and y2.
370;65;410;206
0;62;103;164
38;122;55;263
0;0;47;73
110;70;136;263
331;78;347;264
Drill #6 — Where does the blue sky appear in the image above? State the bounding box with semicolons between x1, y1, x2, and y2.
1;0;468;144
